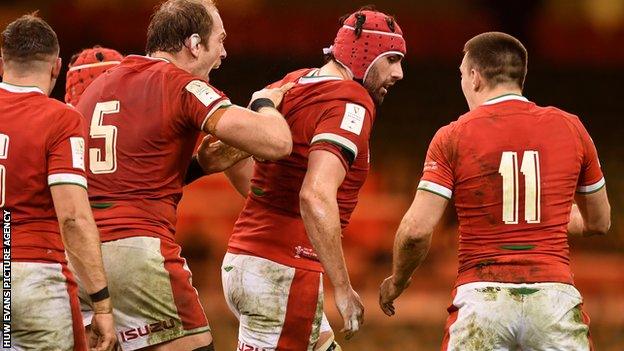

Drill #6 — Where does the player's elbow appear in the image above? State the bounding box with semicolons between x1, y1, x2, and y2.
407;227;433;244
58;213;89;236
263;134;292;161
402;219;434;244
299;188;317;212
299;187;329;217
586;218;611;236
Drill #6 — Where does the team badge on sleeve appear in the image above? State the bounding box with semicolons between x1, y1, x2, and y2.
185;80;221;107
340;103;366;135
70;137;85;170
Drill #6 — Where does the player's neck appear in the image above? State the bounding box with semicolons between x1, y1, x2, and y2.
149;51;206;80
318;60;353;80
1;72;51;95
149;51;177;65
478;86;523;106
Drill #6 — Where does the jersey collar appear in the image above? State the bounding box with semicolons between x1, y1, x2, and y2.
130;55;171;63
0;82;44;95
483;93;529;106
298;69;343;84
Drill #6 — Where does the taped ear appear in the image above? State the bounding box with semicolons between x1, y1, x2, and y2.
190;33;201;49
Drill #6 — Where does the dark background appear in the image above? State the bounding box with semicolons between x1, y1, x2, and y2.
1;0;622;349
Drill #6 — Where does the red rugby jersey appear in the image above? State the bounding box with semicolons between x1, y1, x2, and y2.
76;55;231;242
0;83;88;263
228;69;376;272
419;94;605;286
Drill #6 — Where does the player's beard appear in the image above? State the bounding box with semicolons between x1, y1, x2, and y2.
363;65;387;106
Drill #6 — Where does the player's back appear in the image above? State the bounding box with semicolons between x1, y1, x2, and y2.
229;69;375;272
423;95;604;286
0;83;87;263
77;55;229;242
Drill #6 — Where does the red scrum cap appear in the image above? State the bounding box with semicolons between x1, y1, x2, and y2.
326;9;406;81
65;46;123;106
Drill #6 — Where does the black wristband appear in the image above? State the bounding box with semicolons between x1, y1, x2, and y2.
184;155;205;185
89;286;110;302
250;98;275;112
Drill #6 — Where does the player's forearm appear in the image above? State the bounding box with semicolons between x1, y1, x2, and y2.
568;202;611;237
249;107;293;160
199;144;250;175
391;218;432;287
211;106;292;161
224;157;254;197
60;215;108;294
300;192;351;292
567;204;585;236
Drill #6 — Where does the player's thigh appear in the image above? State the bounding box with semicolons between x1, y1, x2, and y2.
10;261;86;351
521;284;591;351
222;253;324;351
78;236;210;351
443;283;519;351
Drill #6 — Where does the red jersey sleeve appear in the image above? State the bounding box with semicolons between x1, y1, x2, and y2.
310;101;373;171
418;124;455;199
180;79;232;131
574;119;605;194
47;108;88;189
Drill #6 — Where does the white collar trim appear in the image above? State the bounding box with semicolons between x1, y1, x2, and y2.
483;94;529;106
0;82;44;94
131;55;171;63
298;69;343;84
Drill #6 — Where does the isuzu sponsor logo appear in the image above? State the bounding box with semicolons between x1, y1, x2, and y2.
238;341;271;351
118;319;176;343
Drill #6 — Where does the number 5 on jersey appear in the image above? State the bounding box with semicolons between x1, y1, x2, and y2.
90;101;120;174
0;134;8;207
499;151;541;224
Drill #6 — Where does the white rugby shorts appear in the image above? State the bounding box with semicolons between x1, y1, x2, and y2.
76;236;210;351
442;282;592;351
222;253;331;351
5;261;86;350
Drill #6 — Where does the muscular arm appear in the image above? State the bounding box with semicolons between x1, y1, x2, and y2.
568;187;611;237
205;105;291;161
50;184;111;313
299;150;350;290
390;190;448;286
300;150;364;337
379;190;448;317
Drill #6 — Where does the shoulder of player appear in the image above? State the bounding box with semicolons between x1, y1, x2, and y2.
41;96;80;115
320;80;375;113
533;104;588;134
169;71;225;99
44;99;84;126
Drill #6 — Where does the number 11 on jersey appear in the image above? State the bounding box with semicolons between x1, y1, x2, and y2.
499;151;541;224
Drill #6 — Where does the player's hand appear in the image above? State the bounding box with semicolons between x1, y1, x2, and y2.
379;275;411;317
89;312;117;351
249;82;295;109
334;287;364;340
196;136;250;174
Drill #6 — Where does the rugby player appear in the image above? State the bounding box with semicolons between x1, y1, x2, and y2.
223;7;406;350
65;46;123;106
0;14;116;350
379;32;611;351
74;0;293;350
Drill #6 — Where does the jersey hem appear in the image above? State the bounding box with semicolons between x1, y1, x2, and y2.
227;245;324;273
